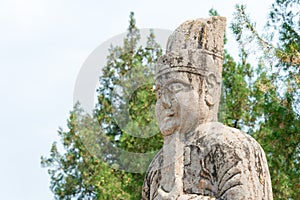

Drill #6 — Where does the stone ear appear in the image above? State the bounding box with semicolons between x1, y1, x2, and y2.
205;73;218;106
206;73;217;89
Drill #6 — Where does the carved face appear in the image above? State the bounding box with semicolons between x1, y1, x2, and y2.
155;72;209;136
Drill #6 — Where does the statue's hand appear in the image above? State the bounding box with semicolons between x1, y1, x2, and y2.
177;194;216;200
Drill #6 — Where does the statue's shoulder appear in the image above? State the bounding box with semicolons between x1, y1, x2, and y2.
188;122;263;151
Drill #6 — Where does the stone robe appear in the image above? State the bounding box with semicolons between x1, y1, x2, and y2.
142;122;273;200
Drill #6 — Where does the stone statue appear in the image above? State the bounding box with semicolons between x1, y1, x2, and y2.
142;17;273;200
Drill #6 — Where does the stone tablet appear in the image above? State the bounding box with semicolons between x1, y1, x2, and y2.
142;17;273;200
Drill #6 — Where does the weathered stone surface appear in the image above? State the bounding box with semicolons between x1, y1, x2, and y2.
142;17;273;200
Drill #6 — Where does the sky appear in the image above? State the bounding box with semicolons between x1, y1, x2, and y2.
0;0;273;199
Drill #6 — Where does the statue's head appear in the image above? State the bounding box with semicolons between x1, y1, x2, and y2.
155;17;226;136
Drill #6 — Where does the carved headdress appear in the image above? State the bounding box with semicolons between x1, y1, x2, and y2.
155;17;226;81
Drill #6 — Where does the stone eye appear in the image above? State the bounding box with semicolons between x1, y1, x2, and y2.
168;82;186;93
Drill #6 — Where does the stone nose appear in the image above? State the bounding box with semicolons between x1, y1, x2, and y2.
161;89;173;108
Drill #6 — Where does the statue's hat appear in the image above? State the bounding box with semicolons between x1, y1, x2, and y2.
155;16;226;81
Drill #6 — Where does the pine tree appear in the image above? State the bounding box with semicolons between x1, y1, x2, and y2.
42;12;163;199
41;107;135;199
231;3;300;199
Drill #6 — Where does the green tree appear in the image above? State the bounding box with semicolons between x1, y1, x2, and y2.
231;3;300;199
222;46;255;130
94;11;163;198
42;12;163;199
210;8;255;132
41;107;135;199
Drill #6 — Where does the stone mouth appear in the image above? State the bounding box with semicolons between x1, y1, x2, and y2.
163;110;175;118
